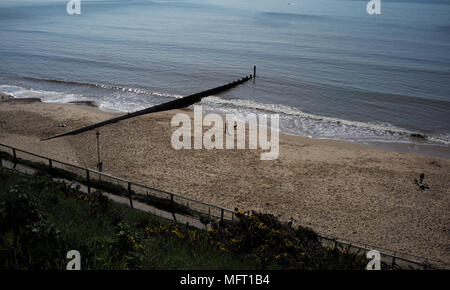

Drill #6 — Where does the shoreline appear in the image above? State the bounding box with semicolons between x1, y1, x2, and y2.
1;97;449;265
7;94;450;160
356;140;450;160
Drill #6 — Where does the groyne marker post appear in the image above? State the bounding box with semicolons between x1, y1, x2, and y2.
253;66;256;78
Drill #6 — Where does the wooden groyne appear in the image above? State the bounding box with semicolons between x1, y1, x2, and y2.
42;74;253;141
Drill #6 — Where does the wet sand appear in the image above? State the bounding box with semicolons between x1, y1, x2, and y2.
0;98;449;266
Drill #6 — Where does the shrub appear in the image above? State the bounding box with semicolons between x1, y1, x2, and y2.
0;186;68;269
207;210;367;270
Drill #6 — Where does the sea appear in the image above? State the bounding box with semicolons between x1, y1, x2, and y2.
1;0;449;157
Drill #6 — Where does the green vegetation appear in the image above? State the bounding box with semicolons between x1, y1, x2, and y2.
0;151;197;217
0;167;369;270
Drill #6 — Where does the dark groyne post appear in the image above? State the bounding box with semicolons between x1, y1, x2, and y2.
42;74;254;141
253;66;256;78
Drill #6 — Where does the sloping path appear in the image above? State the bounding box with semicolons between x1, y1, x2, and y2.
1;159;210;230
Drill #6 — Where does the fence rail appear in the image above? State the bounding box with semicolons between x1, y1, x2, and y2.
0;143;236;222
0;143;448;270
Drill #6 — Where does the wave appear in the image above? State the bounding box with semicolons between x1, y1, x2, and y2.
21;76;184;99
203;96;408;132
201;96;450;145
2;82;449;146
0;84;82;104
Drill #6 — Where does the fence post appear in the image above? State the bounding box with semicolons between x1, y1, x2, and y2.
391;257;396;269
128;182;133;209
86;169;90;193
170;194;174;211
48;159;52;170
221;208;224;222
13;148;17;163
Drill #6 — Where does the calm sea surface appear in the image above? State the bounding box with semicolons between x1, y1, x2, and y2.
1;0;449;156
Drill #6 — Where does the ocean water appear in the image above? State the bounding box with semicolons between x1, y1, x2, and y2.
1;0;449;156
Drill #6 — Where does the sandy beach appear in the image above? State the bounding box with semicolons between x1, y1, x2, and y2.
0;97;449;266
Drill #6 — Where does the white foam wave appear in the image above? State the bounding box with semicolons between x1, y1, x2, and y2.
203;96;412;135
2;84;449;146
200;96;450;145
91;83;183;99
0;85;83;103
